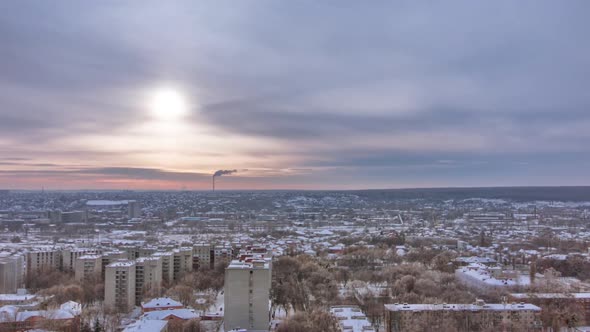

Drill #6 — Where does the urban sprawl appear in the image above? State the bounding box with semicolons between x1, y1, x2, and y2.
0;188;589;331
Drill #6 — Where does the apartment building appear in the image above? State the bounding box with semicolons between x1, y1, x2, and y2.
152;252;174;283
384;300;542;332
224;259;271;331
192;243;211;270
172;248;193;281
510;292;590;324
101;251;127;280
0;253;24;293
330;305;376;332
213;244;233;268
121;245;157;260
135;256;163;306
128;200;141;219
26;248;61;273
105;261;136;312
63;248;101;271
74;255;102;281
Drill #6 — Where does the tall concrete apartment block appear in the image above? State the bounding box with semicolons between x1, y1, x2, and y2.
152;252;174;283
134;256;162;306
224;259;271;331
63;248;101;271
101;251;127;280
213;244;233;268
192;243;211;270
121;245;156;260
74;255;102;281
0;253;24;293
26;248;61;273
128;200;141;219
104;261;136;312
172;248;193;281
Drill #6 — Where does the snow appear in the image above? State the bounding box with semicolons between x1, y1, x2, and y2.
385;302;541;312
142;309;198;320
330;306;375;332
86;200;129;206
123;319;168;332
142;297;182;309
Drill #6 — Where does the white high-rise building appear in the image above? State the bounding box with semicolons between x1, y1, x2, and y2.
26;248;61;273
104;261;136;312
224;259;271;331
172;248;193;281
135;256;162;305
128;201;141;219
0;253;24;293
74;255;102;281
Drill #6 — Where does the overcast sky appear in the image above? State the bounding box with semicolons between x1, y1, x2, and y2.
1;1;589;190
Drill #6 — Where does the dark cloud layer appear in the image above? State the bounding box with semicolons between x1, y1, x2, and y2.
1;1;590;189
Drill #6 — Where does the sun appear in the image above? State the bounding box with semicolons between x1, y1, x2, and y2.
150;88;188;121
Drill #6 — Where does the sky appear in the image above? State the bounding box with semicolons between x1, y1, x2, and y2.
0;1;589;190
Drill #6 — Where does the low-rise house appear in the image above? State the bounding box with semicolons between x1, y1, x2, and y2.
330;305;376;332
142;297;184;313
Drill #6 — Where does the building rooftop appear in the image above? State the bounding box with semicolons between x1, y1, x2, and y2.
385;302;541;312
142;308;198;320
142;297;183;309
78;255;101;260
511;292;590;299
123;319;168;332
227;259;269;270
107;261;135;268
330;306;375;332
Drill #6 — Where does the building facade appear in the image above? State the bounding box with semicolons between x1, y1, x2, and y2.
0;254;24;293
74;255;102;281
384;300;541;332
104;261;136;312
224;259;271;331
135;256;163;306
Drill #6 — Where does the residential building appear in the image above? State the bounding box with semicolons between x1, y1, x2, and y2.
330;305;376;332
128;200;141;219
63;248;100;271
101;251;127;280
105;261;136;312
192;243;211;270
135;256;163;306
142;297;184;312
26;248;61;273
153;252;174;283
384;300;541;332
0;253;23;293
224;259;271;331
74;255;102;281
510;292;590;324
172;248;192;281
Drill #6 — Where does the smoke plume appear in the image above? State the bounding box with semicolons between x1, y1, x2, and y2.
213;169;237;177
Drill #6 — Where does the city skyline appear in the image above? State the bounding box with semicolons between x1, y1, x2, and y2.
1;1;590;190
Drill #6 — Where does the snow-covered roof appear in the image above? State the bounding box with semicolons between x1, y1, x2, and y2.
330;306;375;332
142;309;198;320
123;319;168;332
510;293;590;299
142;297;183;309
385;302;541;312
60;301;81;316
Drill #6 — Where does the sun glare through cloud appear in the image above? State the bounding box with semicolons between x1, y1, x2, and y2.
149;87;189;121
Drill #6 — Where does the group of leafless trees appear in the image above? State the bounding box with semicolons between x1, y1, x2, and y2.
271;246;479;331
29;269;104;307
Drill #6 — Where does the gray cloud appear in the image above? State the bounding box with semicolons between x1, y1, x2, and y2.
1;1;590;188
